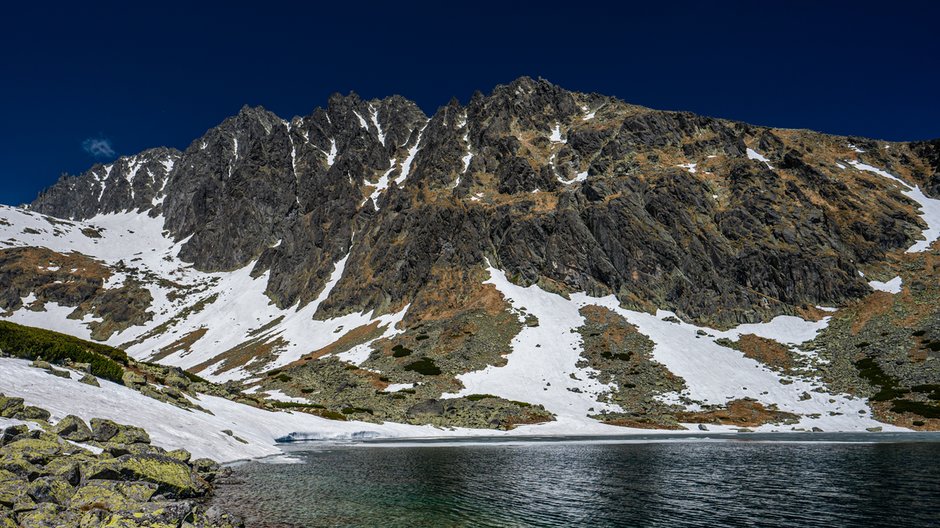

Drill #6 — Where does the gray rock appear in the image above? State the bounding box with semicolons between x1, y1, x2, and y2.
51;415;92;442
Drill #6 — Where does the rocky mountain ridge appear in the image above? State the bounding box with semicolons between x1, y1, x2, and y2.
29;77;939;326
4;77;939;432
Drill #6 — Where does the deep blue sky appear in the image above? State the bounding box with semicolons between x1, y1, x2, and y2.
2;1;938;205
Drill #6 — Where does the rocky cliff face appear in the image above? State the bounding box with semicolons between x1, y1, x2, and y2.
11;77;940;431
27;77;935;326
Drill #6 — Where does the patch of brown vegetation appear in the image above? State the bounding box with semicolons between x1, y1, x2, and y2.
0;246;111;284
602;418;685;430
190;335;289;376
405;265;509;324
736;334;794;372
850;291;896;335
795;304;831;321
149;328;208;362
290;321;385;366
677;399;800;427
580;305;638;347
500;412;554;429
870;401;940;431
0;247;154;340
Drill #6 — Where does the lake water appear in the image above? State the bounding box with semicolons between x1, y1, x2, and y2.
210;434;940;527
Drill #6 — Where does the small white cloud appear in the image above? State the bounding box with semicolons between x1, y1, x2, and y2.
82;137;115;158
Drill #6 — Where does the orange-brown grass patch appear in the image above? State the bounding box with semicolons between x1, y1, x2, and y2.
0;246;111;283
405;265;510;324
736;334;794;372
849;291;897;335
795;304;831;321
499;412;554;430
150;328;208;362
580;305;638;347
601;417;685;430
677;399;799;427
289;321;385;367
190;336;288;376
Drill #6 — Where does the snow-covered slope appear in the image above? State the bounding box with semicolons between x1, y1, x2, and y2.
0;205;410;382
444;265;893;433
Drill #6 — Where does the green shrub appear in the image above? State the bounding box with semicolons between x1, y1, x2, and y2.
912;384;940;401
403;357;441;376
854;357;906;401
392;344;413;358
466;394;498;401
0;321;126;382
270;401;324;410
890;400;940;419
341;407;374;415
318;410;347;421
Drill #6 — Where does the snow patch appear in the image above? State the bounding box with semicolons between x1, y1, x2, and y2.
369;105;385;146
746;148;774;169
395;125;426;185
443;264;624;427
264;389;307;404
868;276;902;294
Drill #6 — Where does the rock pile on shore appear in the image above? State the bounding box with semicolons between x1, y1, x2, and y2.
0;394;242;527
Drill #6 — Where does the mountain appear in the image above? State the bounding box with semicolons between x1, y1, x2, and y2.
3;77;940;432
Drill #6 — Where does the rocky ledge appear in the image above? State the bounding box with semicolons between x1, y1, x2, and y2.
0;395;242;528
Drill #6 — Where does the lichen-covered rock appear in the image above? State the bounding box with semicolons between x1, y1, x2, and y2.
0;402;240;527
78;374;100;387
0;477;27;508
111;424;150;446
121;370;146;387
15;406;51;422
0;511;16;528
89;418;120;442
68;479;157;512
102;499;197;527
2;438;63;465
26;476;74;505
42;457;82;487
93;454;208;498
51;415;92;442
16;502;81;527
166;449;192;464
0;396;24;418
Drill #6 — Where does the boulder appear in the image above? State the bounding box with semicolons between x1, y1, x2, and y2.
15;406;51;422
88;454;206;498
26;476;74;505
121;370;146;387
78;374;99;387
111;424;150;445
89;418;120;442
0;396;24;419
51;415;92;442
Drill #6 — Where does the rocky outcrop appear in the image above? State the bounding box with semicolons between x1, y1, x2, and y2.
30;147;180;220
0;405;242;527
